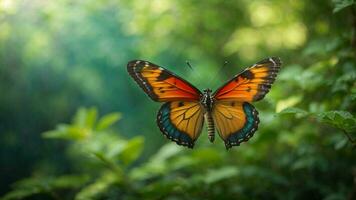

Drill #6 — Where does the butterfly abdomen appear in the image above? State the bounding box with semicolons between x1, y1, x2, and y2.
204;112;215;142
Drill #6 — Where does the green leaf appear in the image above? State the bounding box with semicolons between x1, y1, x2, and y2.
96;113;121;131
119;136;144;165
1;189;40;200
140;181;179;198
333;0;355;13
292;156;317;170
278;108;356;133
85;107;98;129
150;143;183;162
93;152;123;175
334;137;348;150
75;172;118;200
303;40;327;56
72;107;98;128
278;107;309;116
169;156;195;171
42;124;90;140
129;143;183;181
316;110;356;131
1;178;43;200
1;175;89;200
50;175;91;189
350;93;356;100
73;107;88;127
276;96;303;113
204;166;239;184
42;126;68;139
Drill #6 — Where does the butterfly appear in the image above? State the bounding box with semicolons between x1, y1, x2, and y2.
127;57;281;149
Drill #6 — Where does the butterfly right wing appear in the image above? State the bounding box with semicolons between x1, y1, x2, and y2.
157;101;205;148
213;57;281;102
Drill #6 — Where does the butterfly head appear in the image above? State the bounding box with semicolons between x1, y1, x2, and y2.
203;88;212;93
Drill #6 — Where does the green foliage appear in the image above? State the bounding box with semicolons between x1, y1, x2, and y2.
2;175;90;200
203;166;239;184
333;0;355;13
278;107;309;116
96;113;122;131
1;0;356;199
2;108;144;200
316;111;356;132
2;104;355;199
43;107;121;140
279;108;356;132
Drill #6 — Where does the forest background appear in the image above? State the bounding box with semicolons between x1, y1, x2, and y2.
0;0;355;199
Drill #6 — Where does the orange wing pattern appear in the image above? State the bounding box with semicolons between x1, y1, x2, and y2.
157;101;204;148
213;57;281;102
127;60;201;102
212;101;259;149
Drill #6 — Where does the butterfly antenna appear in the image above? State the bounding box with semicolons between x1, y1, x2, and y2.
211;61;229;89
186;61;203;80
186;61;193;70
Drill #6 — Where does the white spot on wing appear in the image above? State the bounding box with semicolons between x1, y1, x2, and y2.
269;58;276;66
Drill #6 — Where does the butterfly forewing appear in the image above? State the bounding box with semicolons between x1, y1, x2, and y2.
127;60;202;102
213;57;281;102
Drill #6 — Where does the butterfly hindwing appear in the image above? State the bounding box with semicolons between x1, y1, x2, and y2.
127;60;201;102
157;101;204;148
213;57;281;102
212;101;259;149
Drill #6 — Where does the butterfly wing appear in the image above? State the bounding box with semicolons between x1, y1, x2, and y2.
213;57;281;102
212;101;259;149
157;101;204;148
127;60;202;102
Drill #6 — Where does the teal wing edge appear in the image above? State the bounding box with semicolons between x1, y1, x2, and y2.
156;102;197;148
224;102;260;149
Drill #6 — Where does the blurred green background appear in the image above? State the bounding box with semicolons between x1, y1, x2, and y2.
0;0;355;199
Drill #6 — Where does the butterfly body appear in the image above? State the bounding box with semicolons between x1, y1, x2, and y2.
127;58;281;149
200;89;215;143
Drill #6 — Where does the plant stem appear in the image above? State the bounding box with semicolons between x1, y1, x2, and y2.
342;129;355;147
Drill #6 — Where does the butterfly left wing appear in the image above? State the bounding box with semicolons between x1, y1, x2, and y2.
157;101;204;148
127;60;201;102
212;101;259;149
213;57;281;102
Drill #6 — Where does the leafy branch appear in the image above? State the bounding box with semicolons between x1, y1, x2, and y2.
279;108;356;147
